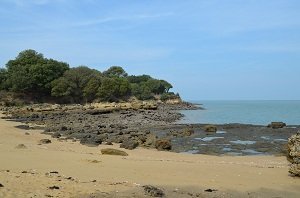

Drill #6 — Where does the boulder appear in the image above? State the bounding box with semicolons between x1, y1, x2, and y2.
268;122;286;129
204;125;217;133
101;148;128;156
51;132;61;138
144;134;158;147
143;185;165;197
182;128;194;136
39;139;51;144
287;132;300;176
155;139;172;151
120;139;139;150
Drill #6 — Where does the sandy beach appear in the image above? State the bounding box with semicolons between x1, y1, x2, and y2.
0;113;299;198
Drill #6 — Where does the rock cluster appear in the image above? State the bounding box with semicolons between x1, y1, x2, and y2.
287;132;300;176
268;122;286;129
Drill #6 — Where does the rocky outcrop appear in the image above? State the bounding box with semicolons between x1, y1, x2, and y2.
155;139;172;151
101;148;128;156
143;185;165;197
204;125;217;133
120;139;139;150
287;132;300;176
39;139;51;144
268;122;286;129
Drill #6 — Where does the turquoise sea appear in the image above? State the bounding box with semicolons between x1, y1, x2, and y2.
179;100;300;125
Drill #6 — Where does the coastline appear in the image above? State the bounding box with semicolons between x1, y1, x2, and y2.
0;114;300;197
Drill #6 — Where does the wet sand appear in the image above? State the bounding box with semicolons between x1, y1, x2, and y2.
0;113;300;197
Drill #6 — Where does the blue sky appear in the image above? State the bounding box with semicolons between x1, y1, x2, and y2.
1;0;300;100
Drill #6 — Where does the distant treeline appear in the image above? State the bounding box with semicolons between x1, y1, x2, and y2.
0;49;179;103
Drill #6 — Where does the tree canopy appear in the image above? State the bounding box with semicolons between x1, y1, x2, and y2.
0;49;177;104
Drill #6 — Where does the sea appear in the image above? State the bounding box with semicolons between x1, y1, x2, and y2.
179;100;300;125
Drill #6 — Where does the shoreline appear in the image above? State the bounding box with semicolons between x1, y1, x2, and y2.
1;102;299;156
0;115;300;197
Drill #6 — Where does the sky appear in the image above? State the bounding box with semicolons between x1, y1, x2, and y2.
0;0;300;100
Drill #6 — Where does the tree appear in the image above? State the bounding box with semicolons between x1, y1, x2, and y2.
83;75;102;102
0;68;7;90
97;77;130;102
51;66;100;103
127;75;151;83
5;49;69;95
103;66;128;78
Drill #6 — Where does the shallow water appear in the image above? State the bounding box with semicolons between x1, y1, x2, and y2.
179;100;300;125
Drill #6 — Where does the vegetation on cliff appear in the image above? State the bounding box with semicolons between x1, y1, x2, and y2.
0;49;179;104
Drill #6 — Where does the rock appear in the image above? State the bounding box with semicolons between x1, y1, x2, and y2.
25;132;30;135
39;139;52;144
51;132;61;138
15;144;27;149
182;128;194;136
120;139;139;150
80;136;102;146
287;132;300;176
143;185;165;197
155;139;172;151
48;186;60;190
144;134;158;147
101;148;128;156
15;125;30;130
268;122;286;129
0;183;4;187
204;125;217;133
204;189;218;192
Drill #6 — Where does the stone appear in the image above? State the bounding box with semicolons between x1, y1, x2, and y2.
120;139;139;150
48;186;60;190
15;125;30;130
51;132;61;138
143;185;165;197
155;139;172;151
101;148;128;156
182;128;194;136
15;144;27;149
204;125;217;133
0;183;4;187
39;139;52;144
144;134;158;147
287;132;300;176
268;122;286;129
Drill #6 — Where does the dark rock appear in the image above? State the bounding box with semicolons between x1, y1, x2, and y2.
204;189;217;192
120;139;139;150
48;186;60;190
155;139;172;151
0;183;3;187
101;148;128;156
25;132;30;135
105;141;113;145
268;122;286;129
51;132;61;138
15;125;30;130
80;136;102;146
39;139;52;144
143;185;165;197
204;125;217;133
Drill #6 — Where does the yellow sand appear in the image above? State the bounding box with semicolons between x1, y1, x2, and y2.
0;113;299;197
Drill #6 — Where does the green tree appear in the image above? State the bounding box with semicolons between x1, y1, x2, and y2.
5;49;69;95
97;77;130;102
51;66;100;103
0;68;7;90
103;66;128;78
